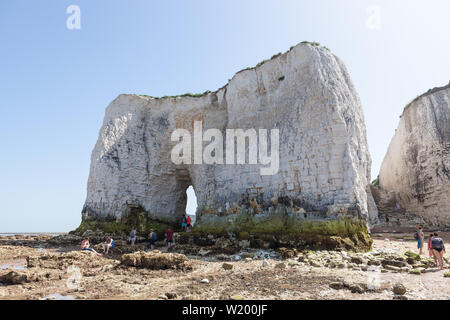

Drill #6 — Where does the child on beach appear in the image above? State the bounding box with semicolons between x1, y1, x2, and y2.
103;237;114;255
81;238;101;256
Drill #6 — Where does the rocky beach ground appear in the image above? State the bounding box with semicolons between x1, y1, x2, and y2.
0;232;449;300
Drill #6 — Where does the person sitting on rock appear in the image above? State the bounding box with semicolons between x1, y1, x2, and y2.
129;227;137;246
103;237;114;255
165;228;174;248
81;237;101;256
148;229;157;250
431;232;446;270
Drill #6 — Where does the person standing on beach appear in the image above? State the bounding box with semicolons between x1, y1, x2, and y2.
385;215;390;226
431;232;446;270
186;216;192;232
181;214;187;232
416;225;424;255
165;228;174;248
148;229;157;250
129;227;137;246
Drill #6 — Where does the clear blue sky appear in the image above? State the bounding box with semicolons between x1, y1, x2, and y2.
1;0;449;232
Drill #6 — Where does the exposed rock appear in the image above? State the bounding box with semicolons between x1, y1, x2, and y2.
309;260;322;268
409;268;422;275
329;282;345;290
81;41;376;249
381;259;407;268
342;281;367;294
393;295;408;300
392;283;407;295
27;251;110;270
165;292;177;299
0;271;28;285
384;265;401;272
349;283;366;294
120;250;188;270
278;247;298;259
350;256;364;265
378;82;450;227
368;259;381;266
222;263;233;270
275;262;286;269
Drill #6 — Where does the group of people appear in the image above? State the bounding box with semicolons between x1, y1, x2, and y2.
181;214;192;232
128;227;174;249
384;214;401;227
80;237;114;256
415;225;447;270
79;214;195;255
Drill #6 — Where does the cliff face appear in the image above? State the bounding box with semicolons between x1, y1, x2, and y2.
81;42;377;247
379;83;450;227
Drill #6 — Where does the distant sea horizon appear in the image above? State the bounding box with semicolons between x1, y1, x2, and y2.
0;232;67;236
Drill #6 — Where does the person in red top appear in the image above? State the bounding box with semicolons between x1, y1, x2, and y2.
186;216;192;232
165;228;174;248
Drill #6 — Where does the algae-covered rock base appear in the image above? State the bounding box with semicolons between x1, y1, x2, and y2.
72;208;179;240
192;207;372;251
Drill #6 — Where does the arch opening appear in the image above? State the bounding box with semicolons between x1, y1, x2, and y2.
185;185;197;226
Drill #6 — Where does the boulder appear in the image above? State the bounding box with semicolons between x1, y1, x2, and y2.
222;263;233;270
392;283;407;295
0;271;28;285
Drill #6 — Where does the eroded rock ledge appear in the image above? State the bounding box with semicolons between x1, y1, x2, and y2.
79;41;377;250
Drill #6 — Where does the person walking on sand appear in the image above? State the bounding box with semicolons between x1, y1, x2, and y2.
416;225;425;255
103;237;114;255
431;232;446;270
129;227;137;246
165;228;174;248
81;238;101;256
385;214;390;226
148;229;157;250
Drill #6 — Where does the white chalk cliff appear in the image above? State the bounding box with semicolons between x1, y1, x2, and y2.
82;42;377;227
379;83;450;227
